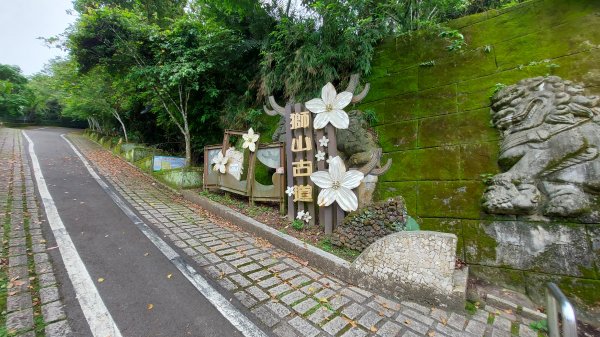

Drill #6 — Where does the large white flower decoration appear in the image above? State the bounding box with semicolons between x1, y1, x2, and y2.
242;128;259;152
211;151;228;174
305;83;352;130
296;210;306;220
310;156;364;212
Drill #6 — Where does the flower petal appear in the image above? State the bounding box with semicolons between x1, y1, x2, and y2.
322;82;337;105
333;91;352;110
335;187;359;212
219;164;227;174
248;128;255;136
317;188;336;207
342;170;364;189
310;171;333;189
251;134;259;142
249;142;256;152
242;134;250;142
242;141;250;149
328;156;346;182
329;109;349;129
313;112;330;129
306;98;326;114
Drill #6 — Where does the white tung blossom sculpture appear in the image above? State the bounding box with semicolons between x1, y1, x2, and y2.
211;151;228;174
242;128;259;152
310;156;364;212
305;83;352;130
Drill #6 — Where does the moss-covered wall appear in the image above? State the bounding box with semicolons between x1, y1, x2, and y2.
361;0;600;319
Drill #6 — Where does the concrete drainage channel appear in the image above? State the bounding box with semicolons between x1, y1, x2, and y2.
81;133;543;317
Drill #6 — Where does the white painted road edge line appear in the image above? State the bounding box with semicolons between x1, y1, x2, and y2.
22;131;123;337
61;134;269;337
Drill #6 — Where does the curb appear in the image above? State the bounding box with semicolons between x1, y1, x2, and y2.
486;294;547;321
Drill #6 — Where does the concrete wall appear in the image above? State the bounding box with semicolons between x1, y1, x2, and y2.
360;0;600;318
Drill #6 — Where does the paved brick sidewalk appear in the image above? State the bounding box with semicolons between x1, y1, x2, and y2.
1;128;72;337
71;133;540;337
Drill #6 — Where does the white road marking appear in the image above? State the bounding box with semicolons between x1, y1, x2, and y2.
22;131;122;337
61;134;269;337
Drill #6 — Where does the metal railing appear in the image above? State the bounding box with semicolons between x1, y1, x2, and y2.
547;282;577;337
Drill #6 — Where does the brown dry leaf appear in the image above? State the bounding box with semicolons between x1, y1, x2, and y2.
144;253;149;256
441;317;448;325
404;319;412;326
167;274;173;279
370;326;378;333
147;304;154;310
378;311;385;317
427;331;435;337
382;302;389;309
504;309;512;314
98;278;105;283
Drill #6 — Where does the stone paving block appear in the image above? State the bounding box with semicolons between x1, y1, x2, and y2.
230;257;253;267
247;286;270;302
401;301;430;315
7;292;32;313
493;316;512;331
374;295;401;311
519;324;537;337
265;301;291;318
192;256;210;266
252;305;279;328
319;277;342;290
397;313;430;334
322;316;349;336
293;298;319;315
342;302;366;320
216;262;236;275
248;269;271;281
279;270;300;280
8;254;28;267
300;282;323;295
258;258;278;267
234;291;257;308
314;288;336;301
465;319;487;336
229;273;252;288
258;276;280;289
35;261;53;275
8;244;26;257
240;263;262;274
358;310;383;329
341;328;368;337
308;306;335;324
448;312;467;330
270;284;293;298
289;316;320;337
376;321;402;337
269;263;289;273
280;290;304;305
42;301;67;322
367;300;396;318
436;322;464;337
492;328;511;337
341;288;367;303
183;247;198;256
402;308;435;326
218;278;238;291
329;295;351;310
299;267;321;279
273;323;299;337
33;253;49;264
6;308;34;332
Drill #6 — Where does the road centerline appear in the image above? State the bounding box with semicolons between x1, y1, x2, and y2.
22;130;123;337
60;133;269;337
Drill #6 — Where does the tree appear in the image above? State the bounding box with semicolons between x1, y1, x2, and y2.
0;64;31;120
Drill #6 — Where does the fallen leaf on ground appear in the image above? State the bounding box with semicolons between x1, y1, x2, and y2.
98;278;105;283
427;331;435;337
167;274;172;279
441;317;448;325
147;304;154;310
144;252;149;256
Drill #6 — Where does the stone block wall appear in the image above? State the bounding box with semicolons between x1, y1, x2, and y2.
359;0;600;319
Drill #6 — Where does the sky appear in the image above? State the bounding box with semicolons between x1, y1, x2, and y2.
0;0;77;76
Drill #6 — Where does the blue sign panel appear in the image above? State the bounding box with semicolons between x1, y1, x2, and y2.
153;156;186;171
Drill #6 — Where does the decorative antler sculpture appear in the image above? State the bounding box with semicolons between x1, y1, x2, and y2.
357;148;392;176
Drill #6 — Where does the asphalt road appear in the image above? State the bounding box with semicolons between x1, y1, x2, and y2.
23;127;253;337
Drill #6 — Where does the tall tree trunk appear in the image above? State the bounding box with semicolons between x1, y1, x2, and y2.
111;109;128;142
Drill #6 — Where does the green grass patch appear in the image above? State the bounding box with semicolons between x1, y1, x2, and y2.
465;300;478;315
487;313;495;325
511;322;520;336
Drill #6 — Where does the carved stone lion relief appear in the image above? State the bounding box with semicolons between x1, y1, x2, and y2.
483;76;600;221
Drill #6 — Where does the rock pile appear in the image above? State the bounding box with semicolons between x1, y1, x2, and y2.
331;197;407;251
